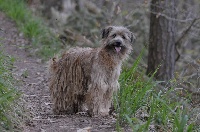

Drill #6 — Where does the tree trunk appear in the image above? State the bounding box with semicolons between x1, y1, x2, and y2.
147;0;177;82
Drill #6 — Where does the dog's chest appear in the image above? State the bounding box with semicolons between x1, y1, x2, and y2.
92;60;121;83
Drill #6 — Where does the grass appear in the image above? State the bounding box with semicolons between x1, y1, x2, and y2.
0;46;25;131
114;53;196;131
0;0;63;60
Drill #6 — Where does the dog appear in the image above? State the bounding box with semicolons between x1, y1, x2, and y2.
49;26;135;116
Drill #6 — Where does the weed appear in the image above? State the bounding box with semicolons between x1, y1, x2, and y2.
22;19;41;39
21;69;29;78
0;46;25;131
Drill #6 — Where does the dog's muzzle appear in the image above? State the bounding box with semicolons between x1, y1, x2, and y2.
112;40;123;53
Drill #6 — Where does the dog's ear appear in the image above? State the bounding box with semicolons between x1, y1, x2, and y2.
130;32;136;43
102;26;113;39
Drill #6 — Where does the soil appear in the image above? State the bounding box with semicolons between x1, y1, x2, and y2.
0;12;124;132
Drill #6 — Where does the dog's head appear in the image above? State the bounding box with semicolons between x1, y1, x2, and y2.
101;26;135;58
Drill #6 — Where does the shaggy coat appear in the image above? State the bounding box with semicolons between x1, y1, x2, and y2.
49;26;135;116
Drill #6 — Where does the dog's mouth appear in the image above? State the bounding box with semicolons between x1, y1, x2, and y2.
114;46;122;53
112;41;123;53
105;40;126;54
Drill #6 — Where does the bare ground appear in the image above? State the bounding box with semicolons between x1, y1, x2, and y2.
0;12;123;132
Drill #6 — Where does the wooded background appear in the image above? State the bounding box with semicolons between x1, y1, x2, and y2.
29;0;200;87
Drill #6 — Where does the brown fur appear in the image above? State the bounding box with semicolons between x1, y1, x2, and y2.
48;26;135;116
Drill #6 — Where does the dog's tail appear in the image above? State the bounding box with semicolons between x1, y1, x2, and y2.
48;57;58;74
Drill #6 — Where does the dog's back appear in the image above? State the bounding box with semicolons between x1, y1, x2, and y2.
49;47;96;114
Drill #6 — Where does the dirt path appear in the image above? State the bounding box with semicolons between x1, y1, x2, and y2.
0;12;119;132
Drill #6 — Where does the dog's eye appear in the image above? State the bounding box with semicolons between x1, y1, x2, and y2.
122;35;126;39
112;34;116;38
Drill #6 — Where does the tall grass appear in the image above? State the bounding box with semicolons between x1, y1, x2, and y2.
0;47;24;131
0;0;62;60
114;53;194;131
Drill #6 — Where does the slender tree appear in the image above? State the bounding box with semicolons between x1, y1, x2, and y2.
147;0;177;82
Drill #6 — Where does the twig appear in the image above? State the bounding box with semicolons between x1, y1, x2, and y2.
175;18;199;47
174;18;200;61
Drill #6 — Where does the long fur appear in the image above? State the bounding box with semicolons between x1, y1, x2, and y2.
49;26;134;116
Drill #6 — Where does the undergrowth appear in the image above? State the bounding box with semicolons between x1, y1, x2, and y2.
0;0;62;60
115;53;195;131
0;46;25;131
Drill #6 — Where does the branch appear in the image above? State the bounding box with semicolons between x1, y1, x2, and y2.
174;18;199;61
175;18;199;47
149;11;195;23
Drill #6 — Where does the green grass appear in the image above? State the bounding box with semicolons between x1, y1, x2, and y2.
0;47;25;131
0;0;63;60
114;53;195;131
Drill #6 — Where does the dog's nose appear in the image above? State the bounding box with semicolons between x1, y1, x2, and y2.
115;40;122;47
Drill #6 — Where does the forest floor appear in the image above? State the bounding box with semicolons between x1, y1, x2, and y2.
0;12;122;132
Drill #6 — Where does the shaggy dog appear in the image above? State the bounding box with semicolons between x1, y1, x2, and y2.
49;26;135;116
